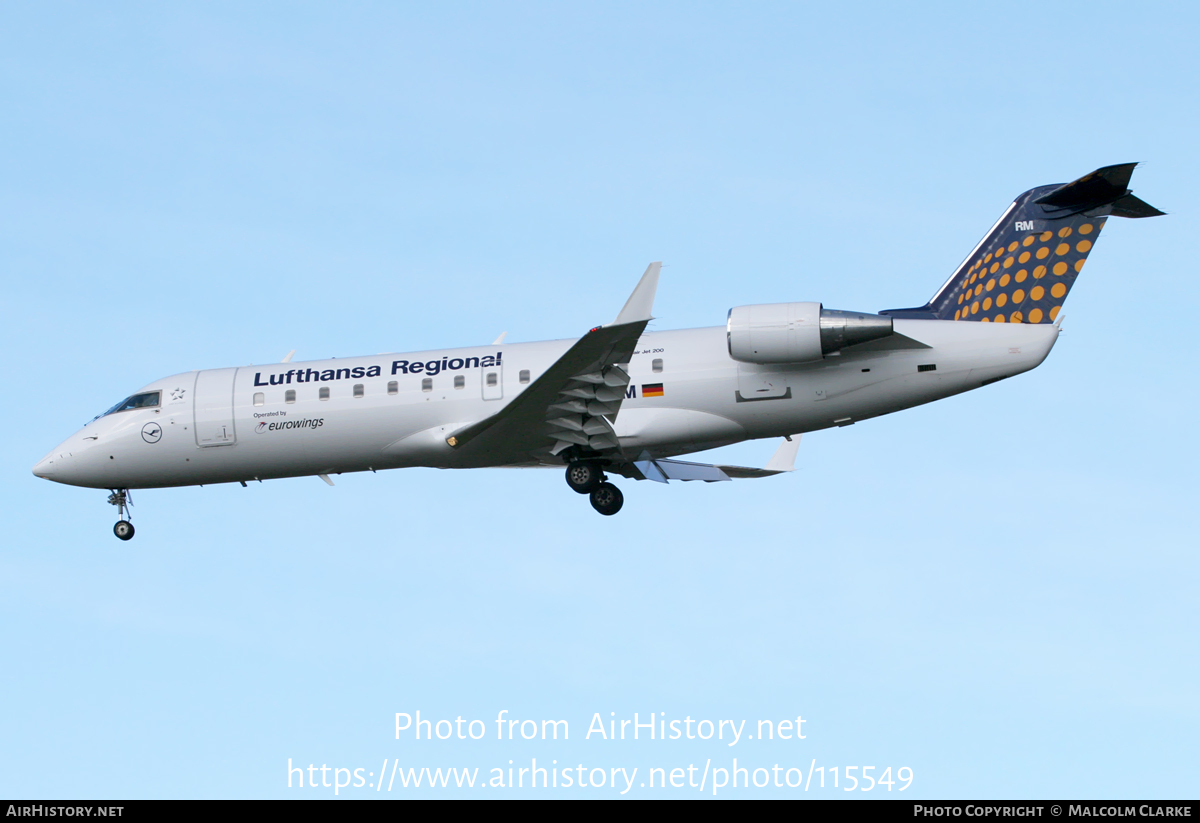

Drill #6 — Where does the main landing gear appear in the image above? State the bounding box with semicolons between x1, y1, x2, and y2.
565;461;624;516
589;482;623;516
565;461;603;494
108;489;135;541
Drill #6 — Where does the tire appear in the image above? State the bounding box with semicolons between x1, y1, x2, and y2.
589;482;624;516
113;520;135;541
565;461;602;494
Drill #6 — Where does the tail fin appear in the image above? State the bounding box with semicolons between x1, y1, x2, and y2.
882;163;1163;324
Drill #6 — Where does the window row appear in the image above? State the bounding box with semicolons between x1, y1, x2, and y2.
250;368;532;405
253;383;376;405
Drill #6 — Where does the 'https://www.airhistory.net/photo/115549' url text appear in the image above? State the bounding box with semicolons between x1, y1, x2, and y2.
285;710;915;795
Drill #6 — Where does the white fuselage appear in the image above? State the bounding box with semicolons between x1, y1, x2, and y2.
33;319;1059;490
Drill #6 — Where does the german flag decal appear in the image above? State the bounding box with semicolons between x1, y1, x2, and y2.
642;383;664;398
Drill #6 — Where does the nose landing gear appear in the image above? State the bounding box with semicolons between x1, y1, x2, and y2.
108;489;135;541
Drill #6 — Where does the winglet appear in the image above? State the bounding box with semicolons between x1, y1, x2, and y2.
609;262;661;326
764;436;801;473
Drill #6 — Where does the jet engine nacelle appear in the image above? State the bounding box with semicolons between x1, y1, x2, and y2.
726;302;894;364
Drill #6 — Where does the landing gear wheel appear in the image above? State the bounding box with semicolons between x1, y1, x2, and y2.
107;490;134;540
565;461;603;494
589;482;624;516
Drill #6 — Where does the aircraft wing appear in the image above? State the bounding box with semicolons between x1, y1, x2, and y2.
625;436;801;482
447;263;661;465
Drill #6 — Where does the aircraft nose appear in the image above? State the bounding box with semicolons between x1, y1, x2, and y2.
32;454;57;479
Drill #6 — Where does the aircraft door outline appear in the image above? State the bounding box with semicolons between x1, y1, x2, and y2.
193;368;239;446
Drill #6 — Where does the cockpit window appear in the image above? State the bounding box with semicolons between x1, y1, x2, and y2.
101;391;161;417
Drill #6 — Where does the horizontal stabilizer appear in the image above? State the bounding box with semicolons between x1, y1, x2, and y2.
1033;162;1163;216
1109;193;1165;219
1034;162;1137;212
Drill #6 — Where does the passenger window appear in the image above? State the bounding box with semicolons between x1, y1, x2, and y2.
519;369;530;384
422;378;433;392
253;392;265;406
652;358;663;373
285;390;296;403
486;372;498;387
319;387;330;400
353;383;364;398
454;375;465;389
387;381;398;395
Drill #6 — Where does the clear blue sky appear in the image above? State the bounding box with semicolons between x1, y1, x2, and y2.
3;1;1197;798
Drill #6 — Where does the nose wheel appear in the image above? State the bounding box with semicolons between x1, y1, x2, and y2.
107;489;135;540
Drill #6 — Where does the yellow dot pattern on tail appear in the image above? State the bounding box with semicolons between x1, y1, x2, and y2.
881;163;1162;325
951;217;1105;323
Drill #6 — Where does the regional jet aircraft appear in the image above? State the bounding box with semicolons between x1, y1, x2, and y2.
33;164;1161;539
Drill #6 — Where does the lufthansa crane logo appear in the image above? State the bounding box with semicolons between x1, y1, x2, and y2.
141;422;163;444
